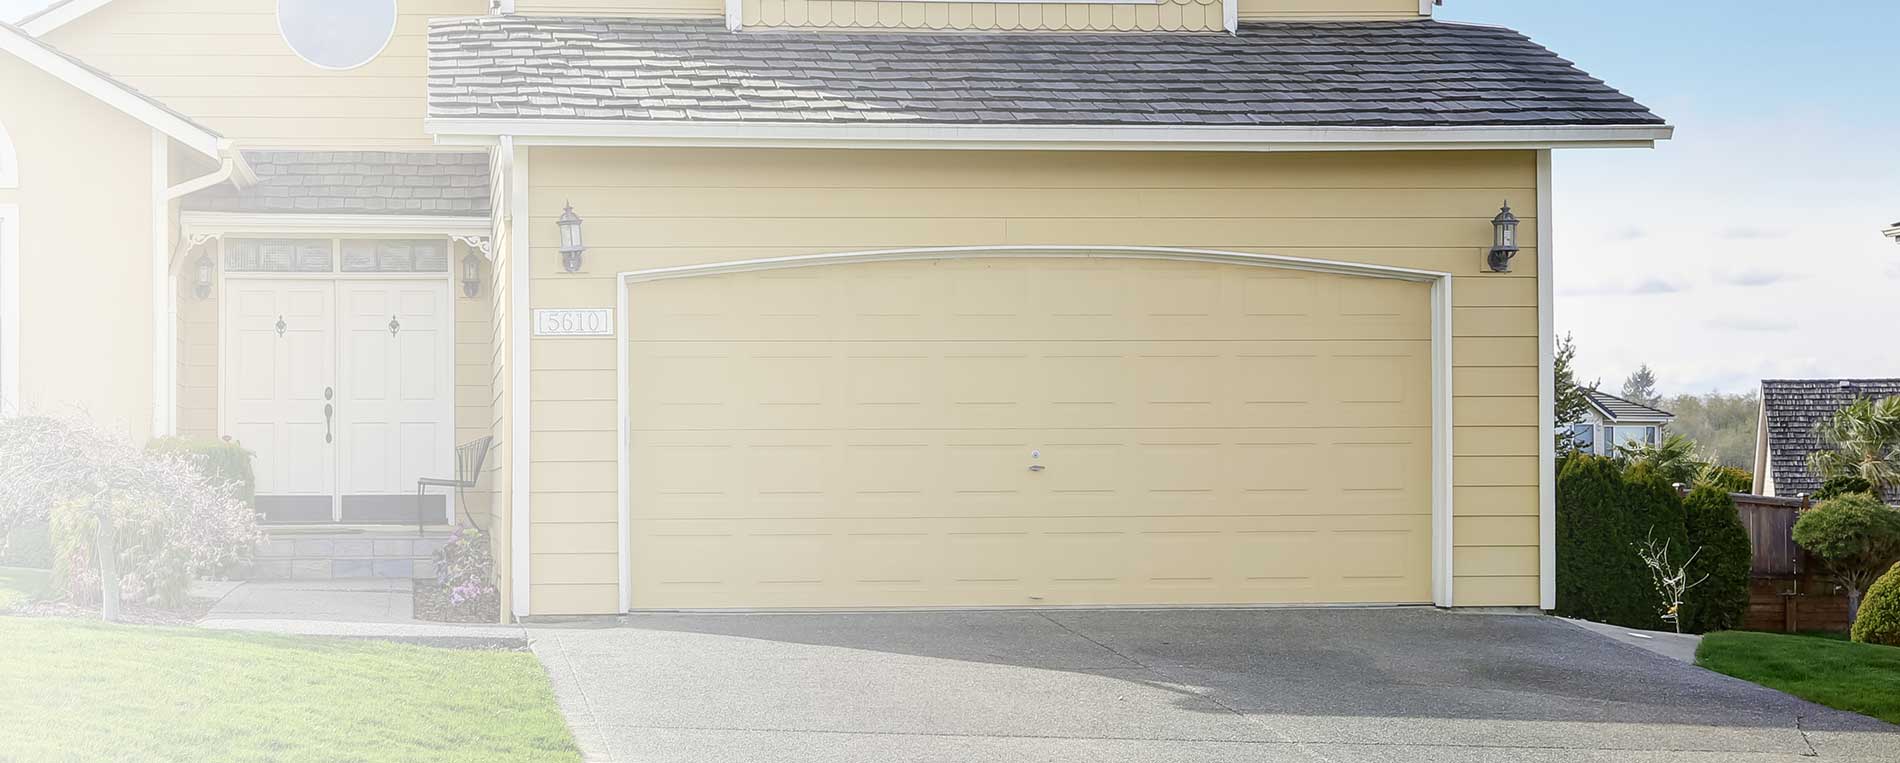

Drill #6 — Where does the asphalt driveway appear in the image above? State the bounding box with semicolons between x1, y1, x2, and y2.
529;608;1898;762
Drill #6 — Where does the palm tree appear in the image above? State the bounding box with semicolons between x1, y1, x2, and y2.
1808;396;1900;497
1617;433;1700;485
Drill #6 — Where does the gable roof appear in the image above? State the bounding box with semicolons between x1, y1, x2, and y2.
182;150;493;216
1760;378;1900;502
15;0;110;36
1583;389;1673;423
0;19;223;158
426;17;1670;145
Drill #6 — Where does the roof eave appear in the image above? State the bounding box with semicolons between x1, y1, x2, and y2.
1883;222;1900;243
425;119;1675;151
0;21;222;160
17;0;112;37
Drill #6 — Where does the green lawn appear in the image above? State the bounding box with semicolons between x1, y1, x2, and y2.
0;617;581;762
0;566;48;610
1697;630;1900;725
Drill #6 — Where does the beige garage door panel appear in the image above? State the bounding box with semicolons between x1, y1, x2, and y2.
627;258;1433;609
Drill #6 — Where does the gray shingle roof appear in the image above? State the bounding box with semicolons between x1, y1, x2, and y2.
426;17;1664;128
183;151;491;216
1761;378;1900;502
1584;389;1673;423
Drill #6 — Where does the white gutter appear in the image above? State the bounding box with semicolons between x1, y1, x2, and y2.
427;120;1675;152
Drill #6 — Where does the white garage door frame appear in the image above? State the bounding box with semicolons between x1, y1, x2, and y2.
613;246;1457;611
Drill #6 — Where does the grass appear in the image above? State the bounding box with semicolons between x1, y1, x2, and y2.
1697;630;1900;725
0;566;49;610
0;617;581;762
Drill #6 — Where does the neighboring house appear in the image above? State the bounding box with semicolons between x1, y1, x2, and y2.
1566;389;1673;456
0;0;1669;618
1885;220;1899;244
1753;378;1900;503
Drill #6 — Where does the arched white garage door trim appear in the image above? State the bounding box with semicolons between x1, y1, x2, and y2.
612;246;1456;610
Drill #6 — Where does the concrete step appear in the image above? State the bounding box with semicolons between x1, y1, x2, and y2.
241;528;454;581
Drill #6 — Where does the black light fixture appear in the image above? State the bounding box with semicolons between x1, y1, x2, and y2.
557;201;585;273
1487;202;1521;272
461;252;482;298
193;251;215;299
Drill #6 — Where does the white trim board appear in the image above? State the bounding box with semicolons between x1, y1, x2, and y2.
614;245;1459;611
429;121;1674;152
1537;149;1556;611
0;24;223;160
506;137;533;619
180;212;492;240
0;119;16;189
0;204;18;417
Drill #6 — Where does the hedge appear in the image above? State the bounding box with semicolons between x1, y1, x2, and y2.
1678;484;1752;633
147;437;256;506
1555;454;1688;630
1854;562;1900;646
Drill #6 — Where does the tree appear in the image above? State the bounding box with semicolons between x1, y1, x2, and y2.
1807;396;1900;497
0;415;260;621
1621;363;1662;409
1617;433;1700;486
1661;390;1760;470
1678;485;1752;633
1791;493;1900;624
1555;333;1598;455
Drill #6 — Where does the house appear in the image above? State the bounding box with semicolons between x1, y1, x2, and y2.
0;0;1669;619
1753;379;1900;503
1566;388;1673;456
1885;220;1899;244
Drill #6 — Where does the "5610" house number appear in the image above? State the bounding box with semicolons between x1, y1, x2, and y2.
533;308;614;337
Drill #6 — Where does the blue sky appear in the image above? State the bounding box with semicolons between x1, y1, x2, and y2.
6;0;1897;394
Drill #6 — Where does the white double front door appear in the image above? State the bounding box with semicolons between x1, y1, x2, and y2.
223;279;454;523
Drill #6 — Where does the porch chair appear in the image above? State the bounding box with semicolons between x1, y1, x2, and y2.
417;436;495;537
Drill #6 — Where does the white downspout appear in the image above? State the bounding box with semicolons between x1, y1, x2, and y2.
154;140;248;437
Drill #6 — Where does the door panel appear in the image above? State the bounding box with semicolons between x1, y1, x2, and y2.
222;281;335;507
626;258;1434;609
336;281;453;521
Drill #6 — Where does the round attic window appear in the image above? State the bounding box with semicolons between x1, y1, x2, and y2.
277;0;398;71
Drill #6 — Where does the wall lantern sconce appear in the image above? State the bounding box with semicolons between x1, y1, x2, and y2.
1486;202;1521;273
557;201;586;273
193;251;215;299
461;252;482;298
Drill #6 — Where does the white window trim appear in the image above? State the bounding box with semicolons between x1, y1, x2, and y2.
0;119;16;189
614;245;1458;612
0;203;18;417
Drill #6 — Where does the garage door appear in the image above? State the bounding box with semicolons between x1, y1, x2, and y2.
625;256;1433;609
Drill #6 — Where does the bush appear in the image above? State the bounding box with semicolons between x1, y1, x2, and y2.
1555;454;1689;630
1695;464;1754;495
432;527;498;621
148;437;256;506
0;415;261;617
0;521;51;568
1679;485;1752;633
1814;474;1877;502
1854;562;1900;646
1793;493;1900;624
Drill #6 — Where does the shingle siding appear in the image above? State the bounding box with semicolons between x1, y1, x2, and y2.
1761;379;1900;503
426;17;1664;128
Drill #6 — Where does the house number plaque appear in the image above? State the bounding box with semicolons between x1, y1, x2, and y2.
533;308;614;337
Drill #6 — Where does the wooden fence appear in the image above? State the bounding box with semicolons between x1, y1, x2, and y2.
1731;493;1850;633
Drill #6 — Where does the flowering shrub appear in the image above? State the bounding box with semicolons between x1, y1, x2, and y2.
0;414;262;618
434;526;498;616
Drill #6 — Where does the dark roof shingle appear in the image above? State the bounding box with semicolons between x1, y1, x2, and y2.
425;17;1665;128
1761;378;1900;502
1584;389;1673;422
183;151;491;216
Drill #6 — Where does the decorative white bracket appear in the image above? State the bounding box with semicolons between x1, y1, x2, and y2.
452;234;495;261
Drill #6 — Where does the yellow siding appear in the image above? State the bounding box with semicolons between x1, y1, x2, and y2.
743;0;1224;31
0;54;158;439
521;148;1544;614
44;0;489;148
516;0;722;16
454;249;495;528
1236;0;1422;21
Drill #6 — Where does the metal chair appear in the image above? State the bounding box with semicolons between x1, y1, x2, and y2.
417;436;495;536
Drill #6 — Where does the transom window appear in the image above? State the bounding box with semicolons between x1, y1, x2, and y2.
225;238;448;274
277;0;398;71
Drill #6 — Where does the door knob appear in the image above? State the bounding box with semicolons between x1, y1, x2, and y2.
1029;449;1044;472
323;401;334;444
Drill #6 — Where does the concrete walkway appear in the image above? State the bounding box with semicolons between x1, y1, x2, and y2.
530;608;1898;763
198;579;523;643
